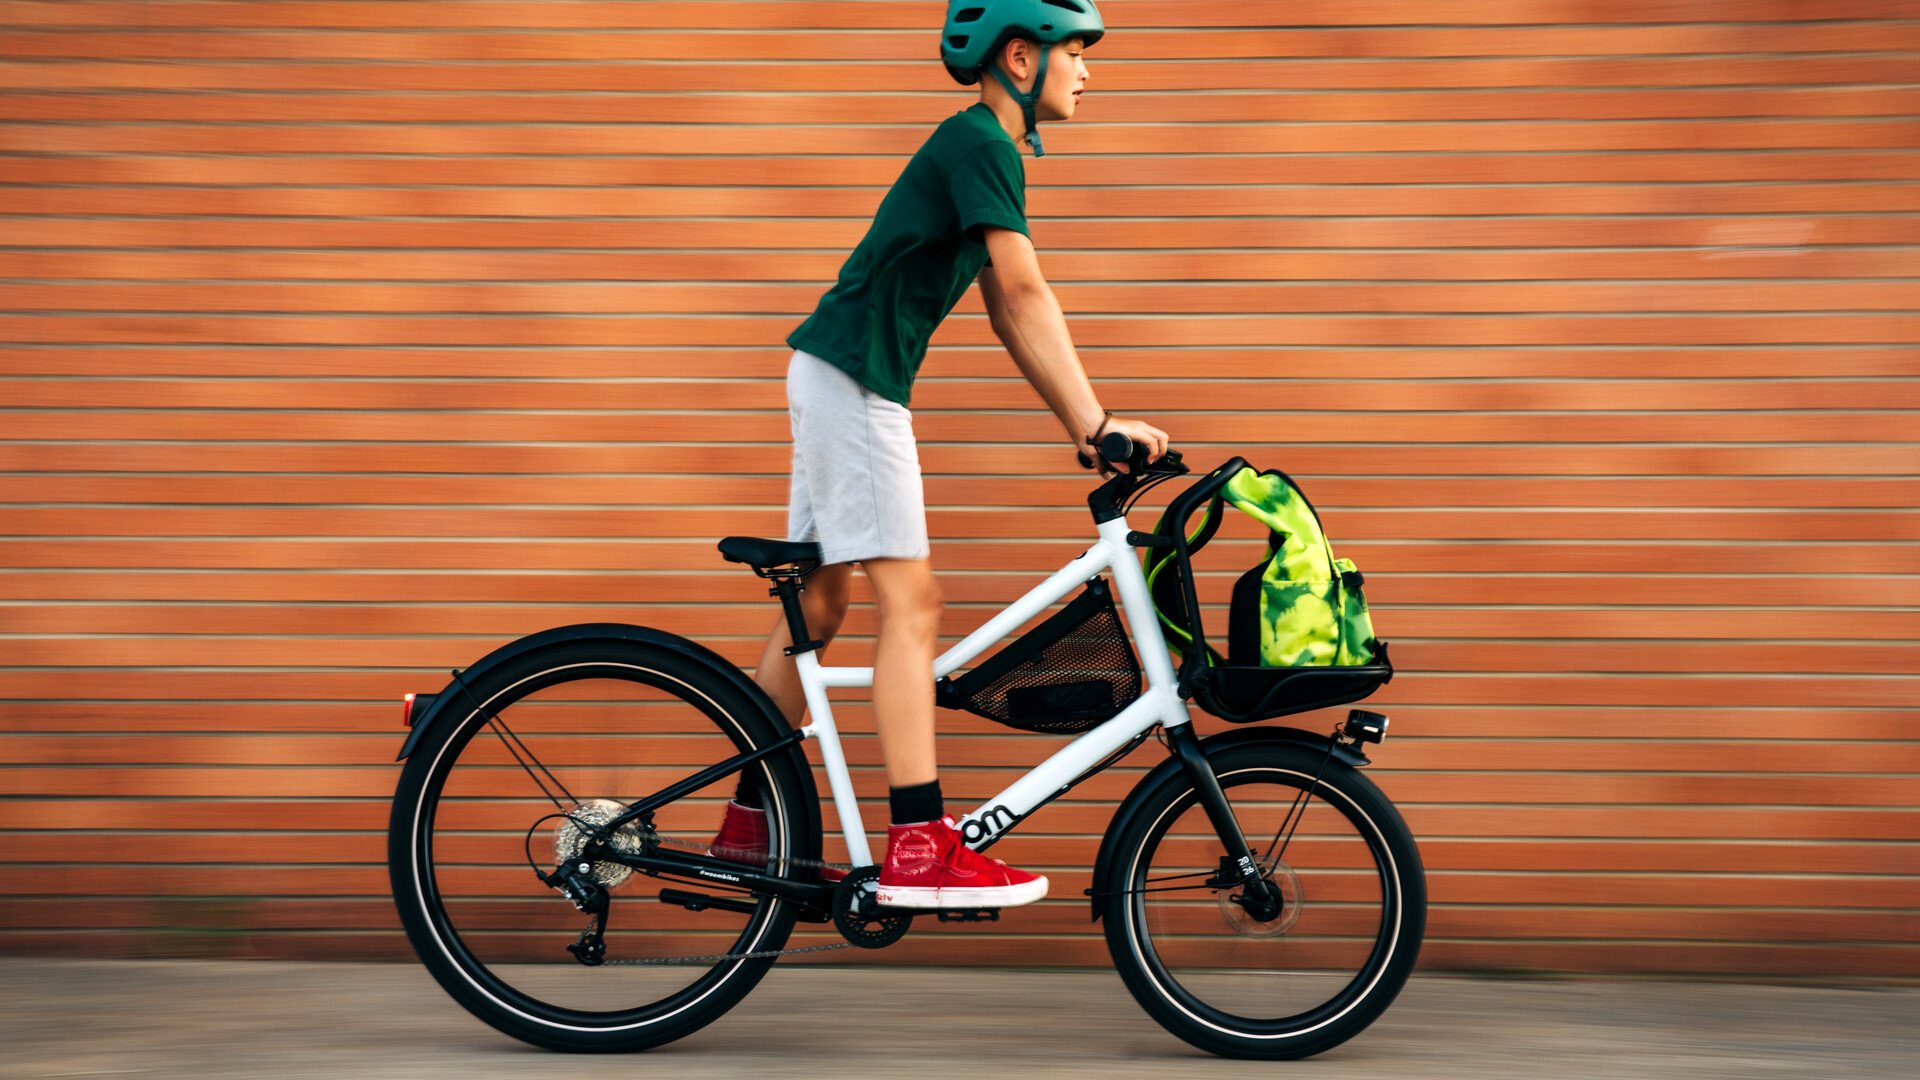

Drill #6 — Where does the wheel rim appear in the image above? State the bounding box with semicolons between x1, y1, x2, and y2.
408;661;793;1030
1123;764;1405;1039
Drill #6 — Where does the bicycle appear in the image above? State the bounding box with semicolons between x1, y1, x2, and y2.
387;434;1425;1060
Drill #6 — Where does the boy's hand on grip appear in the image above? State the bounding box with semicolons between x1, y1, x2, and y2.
1076;416;1169;476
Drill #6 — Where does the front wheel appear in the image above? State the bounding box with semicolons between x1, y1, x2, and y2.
1099;738;1426;1059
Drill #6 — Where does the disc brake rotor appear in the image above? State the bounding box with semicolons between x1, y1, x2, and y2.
1218;861;1304;939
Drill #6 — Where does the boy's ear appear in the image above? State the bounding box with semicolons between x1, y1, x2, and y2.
998;35;1032;75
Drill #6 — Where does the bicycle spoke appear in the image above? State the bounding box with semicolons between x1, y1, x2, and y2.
486;714;576;811
1147;869;1216;885
1111;881;1224;897
449;667;580;810
1261;787;1311;867
1261;740;1338;866
1091;868;1234;900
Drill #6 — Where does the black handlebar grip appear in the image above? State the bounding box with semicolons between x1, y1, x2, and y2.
1076;430;1137;470
1076;429;1158;472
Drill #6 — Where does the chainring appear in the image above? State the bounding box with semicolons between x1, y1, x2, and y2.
831;865;913;949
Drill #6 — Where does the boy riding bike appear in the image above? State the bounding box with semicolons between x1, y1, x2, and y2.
708;0;1170;909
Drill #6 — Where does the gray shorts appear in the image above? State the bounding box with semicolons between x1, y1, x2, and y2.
784;349;930;566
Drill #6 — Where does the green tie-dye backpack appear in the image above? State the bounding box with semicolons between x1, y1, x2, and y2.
1143;465;1379;670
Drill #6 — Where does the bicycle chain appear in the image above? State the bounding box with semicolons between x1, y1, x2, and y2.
590;833;860;967
599;933;854;967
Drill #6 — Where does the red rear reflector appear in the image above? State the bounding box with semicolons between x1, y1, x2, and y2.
403;691;441;728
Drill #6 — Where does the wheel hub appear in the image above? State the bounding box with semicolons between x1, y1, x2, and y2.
552;797;648;889
1219;861;1303;939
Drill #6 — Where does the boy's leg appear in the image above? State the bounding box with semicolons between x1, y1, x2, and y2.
860;560;1048;910
857;557;941;789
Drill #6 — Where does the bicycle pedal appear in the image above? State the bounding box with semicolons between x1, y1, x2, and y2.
935;908;1001;923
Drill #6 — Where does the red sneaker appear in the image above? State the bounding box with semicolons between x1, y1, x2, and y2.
875;816;1048;909
706;801;844;883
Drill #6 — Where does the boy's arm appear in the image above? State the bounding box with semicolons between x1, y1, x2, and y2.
978;226;1167;469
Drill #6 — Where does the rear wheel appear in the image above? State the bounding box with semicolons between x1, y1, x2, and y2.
1099;738;1425;1059
388;637;818;1052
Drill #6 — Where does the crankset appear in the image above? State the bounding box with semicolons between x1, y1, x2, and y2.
831;865;913;949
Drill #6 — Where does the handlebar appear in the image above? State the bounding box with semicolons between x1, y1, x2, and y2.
1076;429;1183;476
1079;431;1189;525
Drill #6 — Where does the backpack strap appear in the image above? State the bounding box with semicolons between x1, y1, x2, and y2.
1144;492;1225;665
1140;461;1250;668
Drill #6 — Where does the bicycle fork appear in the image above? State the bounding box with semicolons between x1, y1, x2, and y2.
1162;724;1282;909
1161;711;1391;920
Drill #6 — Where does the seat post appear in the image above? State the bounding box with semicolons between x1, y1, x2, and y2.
769;570;825;657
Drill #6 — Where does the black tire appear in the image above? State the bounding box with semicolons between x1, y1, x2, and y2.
1099;738;1425;1059
389;636;818;1052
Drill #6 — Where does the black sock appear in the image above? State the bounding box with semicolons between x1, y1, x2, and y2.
889;779;943;826
732;775;763;810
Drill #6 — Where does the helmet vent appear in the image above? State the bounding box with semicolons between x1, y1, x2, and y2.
954;7;985;22
1042;0;1087;11
948;34;969;48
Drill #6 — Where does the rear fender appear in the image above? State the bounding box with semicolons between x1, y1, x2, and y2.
1087;725;1361;922
393;621;824;875
395;622;785;761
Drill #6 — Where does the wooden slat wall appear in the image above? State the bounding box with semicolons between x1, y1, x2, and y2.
1;1;1916;975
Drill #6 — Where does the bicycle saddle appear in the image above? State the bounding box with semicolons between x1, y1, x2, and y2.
717;536;822;569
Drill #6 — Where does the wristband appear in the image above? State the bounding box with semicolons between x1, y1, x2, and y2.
1084;410;1115;447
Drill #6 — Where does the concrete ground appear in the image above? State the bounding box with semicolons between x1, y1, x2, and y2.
2;959;1914;1079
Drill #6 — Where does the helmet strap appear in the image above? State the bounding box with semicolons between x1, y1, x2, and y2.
986;42;1051;157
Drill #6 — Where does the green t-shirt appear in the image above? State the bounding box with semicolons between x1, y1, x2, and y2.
787;102;1029;407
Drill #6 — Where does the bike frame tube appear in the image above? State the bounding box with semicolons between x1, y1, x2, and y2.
799;515;1196;867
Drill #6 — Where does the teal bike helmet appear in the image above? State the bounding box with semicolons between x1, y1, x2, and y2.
940;0;1106;156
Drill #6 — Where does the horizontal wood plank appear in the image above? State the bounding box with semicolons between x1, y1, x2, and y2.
0;2;1913;975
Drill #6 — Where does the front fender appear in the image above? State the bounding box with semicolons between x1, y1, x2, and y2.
395;622;777;761
1087;724;1363;922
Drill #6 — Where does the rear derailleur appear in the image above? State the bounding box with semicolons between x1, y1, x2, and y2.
533;863;612;967
537;835;627;967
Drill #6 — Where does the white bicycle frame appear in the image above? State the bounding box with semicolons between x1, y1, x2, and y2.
788;514;1196;868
